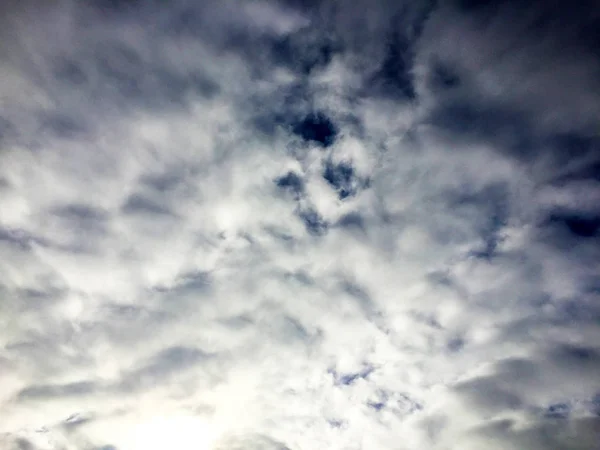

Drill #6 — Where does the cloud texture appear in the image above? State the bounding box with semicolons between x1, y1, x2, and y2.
1;0;599;448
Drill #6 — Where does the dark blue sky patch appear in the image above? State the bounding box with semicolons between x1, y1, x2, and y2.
554;161;600;184
365;4;435;101
327;419;345;429
591;393;600;416
275;172;305;199
299;209;328;236
454;0;497;12
370;29;415;100
547;213;600;238
292;112;337;147
368;401;386;411
323;160;359;200
539;134;600;181
329;364;374;386
544;403;570;419
545;133;599;170
367;390;389;412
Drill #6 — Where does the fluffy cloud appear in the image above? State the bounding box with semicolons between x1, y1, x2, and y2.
1;0;599;449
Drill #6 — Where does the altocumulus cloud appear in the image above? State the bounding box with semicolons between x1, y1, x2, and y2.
1;0;600;449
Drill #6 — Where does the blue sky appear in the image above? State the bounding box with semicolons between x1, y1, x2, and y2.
0;0;599;449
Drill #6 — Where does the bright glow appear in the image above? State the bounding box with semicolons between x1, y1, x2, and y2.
120;414;218;450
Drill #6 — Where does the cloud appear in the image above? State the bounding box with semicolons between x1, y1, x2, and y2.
0;0;599;449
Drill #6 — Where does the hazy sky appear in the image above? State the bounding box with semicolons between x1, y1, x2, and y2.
1;0;599;449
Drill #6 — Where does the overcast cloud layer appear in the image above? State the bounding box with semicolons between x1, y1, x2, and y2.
1;0;600;449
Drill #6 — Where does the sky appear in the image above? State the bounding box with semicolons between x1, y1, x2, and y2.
0;0;599;449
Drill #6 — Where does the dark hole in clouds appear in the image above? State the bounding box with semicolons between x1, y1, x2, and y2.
368;401;386;411
554;161;600;184
544;133;600;173
366;5;434;101
329;364;374;386
327;419;344;428
292;112;337;147
455;0;600;57
592;393;600;416
323;160;358;200
544;403;570;419
275;172;305;199
454;0;497;12
562;346;596;361
299;209;328;236
547;213;600;238
371;29;416;100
